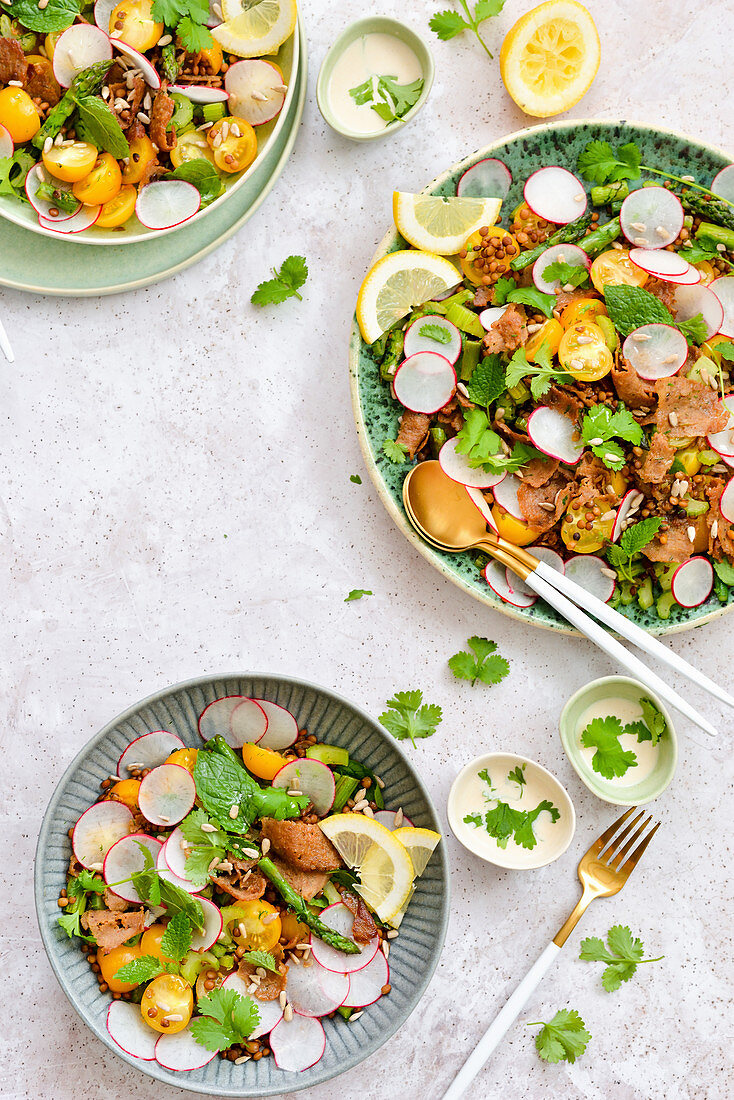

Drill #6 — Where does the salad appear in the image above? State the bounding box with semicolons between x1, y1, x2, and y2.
363;143;734;621
57;695;439;1074
0;0;295;233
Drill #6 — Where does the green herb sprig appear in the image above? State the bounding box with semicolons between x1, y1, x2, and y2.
605;517;662;583
379;690;442;746
527;1009;591;1064
580;925;664;991
429;0;506;60
349;74;424;125
577;139;733;209
448;636;509;686
251;255;308;306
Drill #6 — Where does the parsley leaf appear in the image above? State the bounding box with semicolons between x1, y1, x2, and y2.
251;255;308;306
605;517;662;581
74;95;129;158
639;696;668;745
580;925;663;992
465;353;506;406
176;13;213;52
379;690;442;746
528;1009;591;1063
114;954;164;984
577;140;642;186
580;716;638;779
419;322;452;344
507;764;526;791
7;0;80;32
429;0;506;58
241;950;277;972
382;438;408;464
448;635;509;686
345;588;372;602
542;259;591;289
190;988;260;1053
160;912;193;962
492;280;556;318
581;403;643;470
504;345;573;400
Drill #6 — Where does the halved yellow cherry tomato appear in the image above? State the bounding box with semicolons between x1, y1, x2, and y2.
140;973;193;1034
607;470;627;497
0;87;40;143
109;0;163;52
207;116;257;174
141;924;177;967
460;229;485;286
72;152;121;206
490;505;541;546
694;260;716;285
166;746;198;773
591;248;649;293
460;227;520;286
558;321;613;381
108;777;141;808
280;910;309;946
561;498;615;553
222;899;282;952
42;141;98;182
97;943;145;992
197;40;223;74
169;131;217;169
96;184;136;227
45;32;61;59
525;318;562;363
241;742;287;780
121;133;156;184
510;200;553;240
560;296;607;328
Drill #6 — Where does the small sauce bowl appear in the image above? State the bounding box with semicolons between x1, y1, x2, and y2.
316;16;434;143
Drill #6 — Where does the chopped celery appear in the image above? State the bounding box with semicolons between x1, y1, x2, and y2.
619;580;636;606
596;314;619;352
306;744;349;766
170;93;194;131
699;449;723;466
337;1006;354;1020
322;881;341;906
686;354;717;383
654;562;677;591
441;287;473;310
636;575;654;610
508;382;529;403
430;426;447;457
459;338;481;381
443;300;484;338
686;499;709;516
656;590;678;619
332;774;359;813
180;949;219;985
201;101;227;123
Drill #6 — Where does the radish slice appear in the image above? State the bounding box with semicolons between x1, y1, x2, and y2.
622;323;688;380
712;164;734;203
163;826;204;883
403;315;461;365
457;157;512;200
373;809;414;830
439;436;506;490
230;697;269;747
309;903;378;974
103;834;162;902
113;41;161;90
707;394;734;457
611;488;642;542
620;186;684;248
628;247;698;283
393;352;456;414
711;277;734;337
52;24;112;87
169;82;229;104
25;165;79;221
491;473;524;520
156;843;198;893
269;1013;325;1073
504;567;536;603
719;477;734;522
117;730;185;776
466;484;500;533
221;973;284;1036
39;204;101;233
527;407;584;464
524;166;587;224
671;282;725;339
284;959;349;1017
484;559;536;607
135;180;201;230
564;554;616;602
189;897;223;950
271;759;335;816
479;305;509;329
670;556;713;607
342;949;389;1008
532;243;589;294
0;124;14;159
198;695;267;746
155;1028;217;1071
107;1000;157;1060
73;801;134;870
138;763;196;827
223;59;284;124
94;0;117;30
252;699;298;750
432;283;462;302
527;545;565;573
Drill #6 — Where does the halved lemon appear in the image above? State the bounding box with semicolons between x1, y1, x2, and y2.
319;814;414;922
391;826;441;876
356;249;461;344
393;192;502;256
499;0;600;118
213;0;296;57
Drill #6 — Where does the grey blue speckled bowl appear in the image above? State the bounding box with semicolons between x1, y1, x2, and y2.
349;119;734;637
35;673;449;1094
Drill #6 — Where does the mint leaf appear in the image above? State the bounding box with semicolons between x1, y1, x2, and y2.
251;254;308;305
241;950;277;973
603;284;673;336
465;353;506;406
159;912;193;962
8;0;80;31
169;159;224;206
74;95;129;158
113;955;163;984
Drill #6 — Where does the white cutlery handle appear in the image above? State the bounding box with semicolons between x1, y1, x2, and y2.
441;942;561;1100
534;561;734;710
523;569;717;737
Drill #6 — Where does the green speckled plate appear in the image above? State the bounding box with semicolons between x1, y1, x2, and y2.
35;673;450;1095
349;119;734;637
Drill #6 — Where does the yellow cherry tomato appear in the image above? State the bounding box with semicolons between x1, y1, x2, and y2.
97;943;145;992
694;260;716;285
169;131;217;170
108;777;141;809
141;924;178;967
510;200;553;239
460;229;486;286
675;447;702;477
560;296;608;328
561;498;615;553
166;746;198;773
45;32;61;59
222;899;282;952
607;470;627;497
558;321;613;382
140;973;193;1034
460;227;520;286
207;116;257;174
490;505;541;546
525;318;562;363
42;141;98;183
121;133;156;184
279;910;309;946
0;87;40;143
197;40;223;74
96;184;136;228
241;742;287;780
591;248;648;293
72;152;121;206
703;335;734;365
110;0;164;51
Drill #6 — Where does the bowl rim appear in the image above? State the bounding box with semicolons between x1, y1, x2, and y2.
447;750;576;869
34;670;451;1095
348;116;734;638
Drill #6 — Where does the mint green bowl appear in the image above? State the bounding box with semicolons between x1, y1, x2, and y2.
559;676;678;806
316;17;434;142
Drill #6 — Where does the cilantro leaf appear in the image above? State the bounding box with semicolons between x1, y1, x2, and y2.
74;95;129;158
580;924;663;992
429;10;470;40
177;15;213;52
71;869;107;896
581;403;643;469
190;988;260;1053
368;75;424;123
504;346;573;399
507;764;526;791
455;407;541;473
113;954;164;984
179;808;230;887
465;353;506;406
345;588;372;602
429;0;505;57
580;716;638;779
542;259;590;289
241;950;277;973
605;517;663;581
130;842;205;929
466;772;560;849
151;0;183;22
349;78;373;105
7;0;80;32
379;689;442;746
448;635;509;687
251;255;307;305
491;276;516;304
480;800;523;847
382;438;408;464
577;140;642;185
529;1009;591;1063
639;696;668;745
57;910;85;939
419;322;452;344
160;912;193;962
676;313;708;345
513;799;560;849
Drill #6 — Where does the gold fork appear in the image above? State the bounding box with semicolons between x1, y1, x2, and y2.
442;808;660;1099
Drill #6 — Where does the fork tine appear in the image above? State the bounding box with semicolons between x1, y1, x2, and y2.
586;807;636;859
599;810;645;862
617;820;661;877
607;815;652;868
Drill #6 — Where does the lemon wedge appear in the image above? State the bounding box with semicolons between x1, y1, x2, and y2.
499;0;600;118
356;249;460;344
391;826;441;877
319;814;414;922
393;192;502;255
213;0;296;57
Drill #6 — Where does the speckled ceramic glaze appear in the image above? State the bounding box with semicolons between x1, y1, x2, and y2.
34;673;449;1095
349;119;734;637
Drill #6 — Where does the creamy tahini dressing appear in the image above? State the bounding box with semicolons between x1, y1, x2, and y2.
576;696;660;788
328;33;423;135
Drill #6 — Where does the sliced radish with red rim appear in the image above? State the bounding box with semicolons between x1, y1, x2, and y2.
72;800;134;869
0;124;14;159
711;276;734;337
564;554;616;602
527;406;584;464
190;896;224;950
712;164;734;203
309;902;378;974
479;305;509;329
524;166;587;224
504;567;536;603
670;556;713;607
611;488;642;542
373;809;414;830
527;546;565;573
138;763;196;826
163;826;202;883
253;698;298;750
628;247;699;284
403;315;461;364
439;436;506;489
155;1028;217;1071
113;41;161;89
719;477;734;522
94;0;117;30
103;833;162;902
622;323;688;380
25;165;80;221
465;484;500;532
221;973;284;1036
39;204;101;233
532;243;589;294
620;186;683;248
52;24;112;87
117;730;185;776
671;281;724;339
198;695;267;746
284;958;349;1016
484;559;536;607
342;949;389;1008
707;394;734;457
135;180;201;230
169;83;229;103
107;1001;157;1060
156;842;199;893
269;1013;325;1072
491;473;524;519
457;157;512;200
393;351;456;414
223;60;284;124
271;759;335;816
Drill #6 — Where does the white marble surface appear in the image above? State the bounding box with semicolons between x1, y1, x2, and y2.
2;1;734;1097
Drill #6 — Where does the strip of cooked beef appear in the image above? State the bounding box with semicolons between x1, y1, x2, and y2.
260;818;342;872
0;38;27;84
545;384;584;420
554;287;601;312
341;890;378;944
611;357;657;411
104;889;130;912
237;958;288;1001
436;395;464;435
521;455;559;488
483;303;527;354
396;410;431;458
269;855;327;901
517;469;574;531
574;452;612;507
642;517;706;563
24;60;60;106
645;277;677;314
639;430;675;484
82;907;145;949
210;856;266;900
150;84;176;151
655;375;727;438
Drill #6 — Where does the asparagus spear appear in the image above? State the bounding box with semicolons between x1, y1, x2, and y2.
590;180;629;206
161;40;180;83
258;857;361;954
678;190;734;233
578;216;621;256
510;213;593;271
379;327;405;381
33;60;115;150
696;221;734;252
